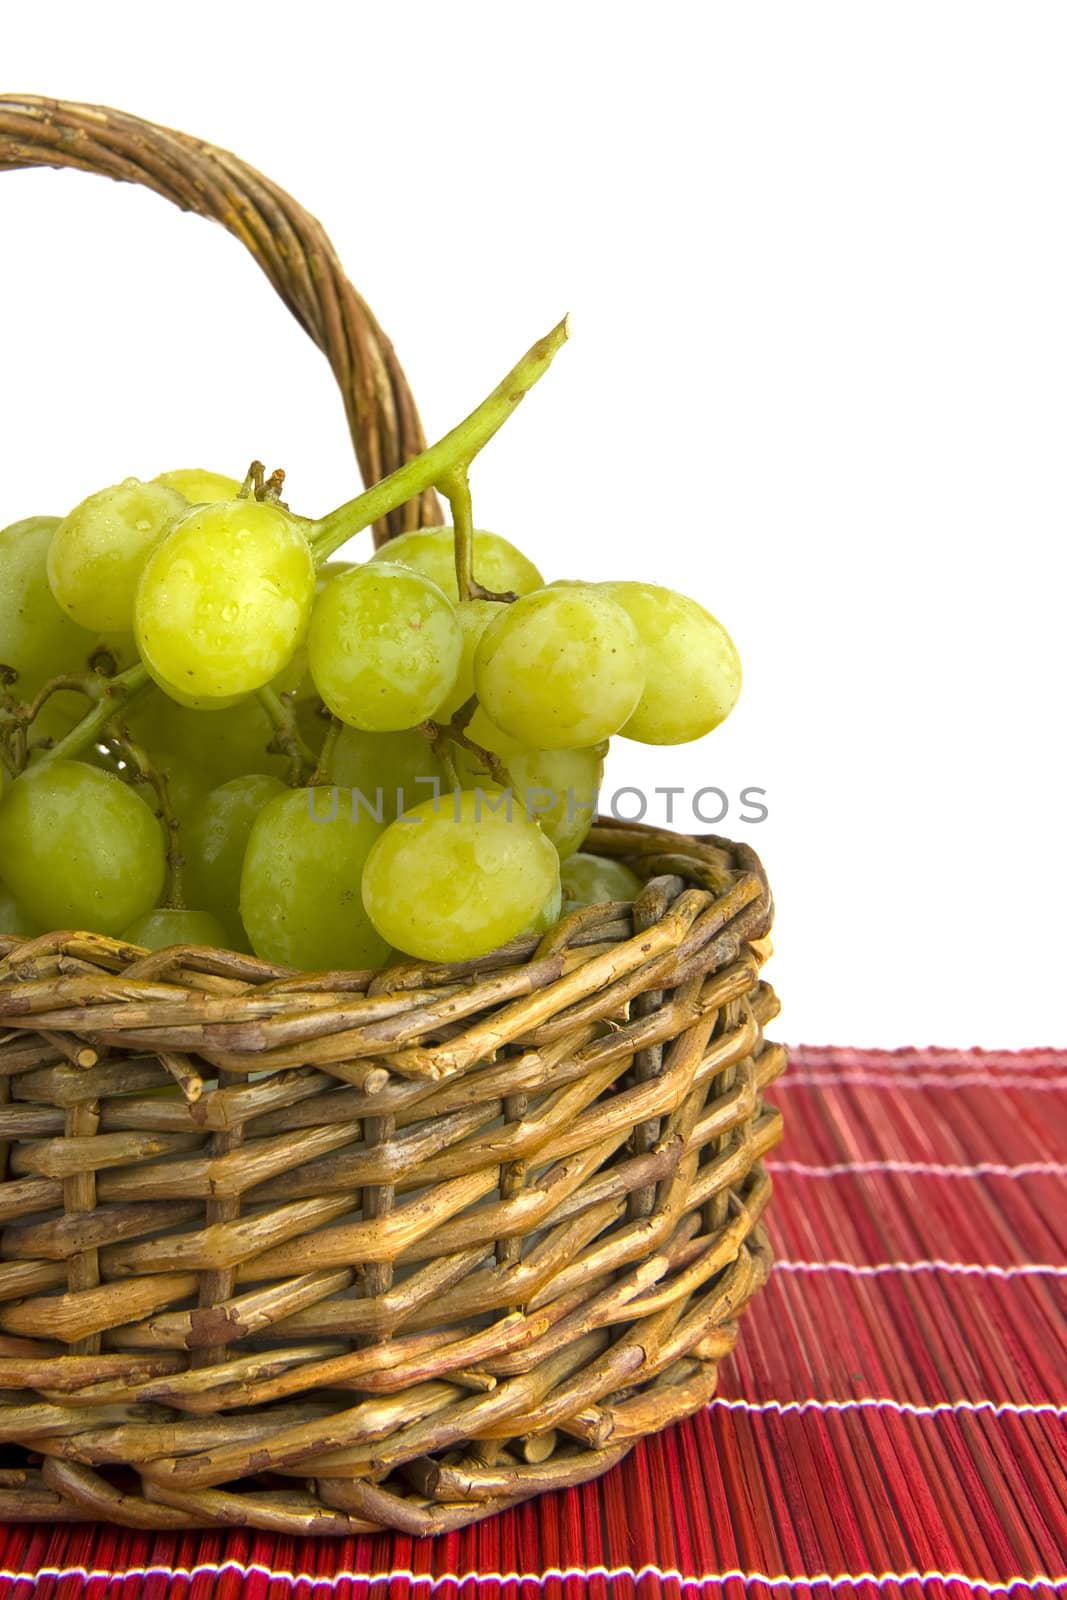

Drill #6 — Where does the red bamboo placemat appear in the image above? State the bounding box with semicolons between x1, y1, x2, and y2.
0;1046;1063;1599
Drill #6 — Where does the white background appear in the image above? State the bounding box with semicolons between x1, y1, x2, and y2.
3;4;1064;1047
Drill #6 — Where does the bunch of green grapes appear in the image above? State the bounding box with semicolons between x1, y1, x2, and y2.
1;448;742;966
254;542;740;965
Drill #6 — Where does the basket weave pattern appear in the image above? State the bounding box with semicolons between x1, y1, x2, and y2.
0;100;783;1535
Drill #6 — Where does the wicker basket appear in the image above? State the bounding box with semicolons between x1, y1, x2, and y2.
0;97;784;1536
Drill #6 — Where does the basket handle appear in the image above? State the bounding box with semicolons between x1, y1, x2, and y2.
0;94;440;544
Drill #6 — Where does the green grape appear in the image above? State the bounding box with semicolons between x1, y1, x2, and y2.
598;581;742;744
433;598;507;721
465;704;526;756
0;761;166;935
153;468;242;503
307;563;462;733
127;695;287;786
0;878;40;937
330;726;447;822
525;883;563;934
361;788;561;963
318;560;357;583
122;907;229;950
370;526;543;603
0;517;103;694
240;786;389;970
455;714;603;859
271;642;311;699
474;586;644;750
135;500;315;705
561;852;644;907
184;774;287;946
47;480;187;633
0;516;143;756
494;747;601;859
271;563;355;700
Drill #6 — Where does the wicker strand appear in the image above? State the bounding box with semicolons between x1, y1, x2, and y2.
62;1098;101;1359
192;1070;243;1369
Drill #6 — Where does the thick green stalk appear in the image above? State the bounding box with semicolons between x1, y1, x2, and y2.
310;316;570;563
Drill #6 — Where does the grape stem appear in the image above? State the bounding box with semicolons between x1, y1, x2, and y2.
0;717;19;780
446;724;512;790
419;720;461;792
310;716;343;787
310;315;570;564
438;466;517;605
256;686;318;784
440;466;475;603
241;460;289;507
104;729;185;908
29;663;152;770
421;699;514;791
20;673;99;727
0;692;29;777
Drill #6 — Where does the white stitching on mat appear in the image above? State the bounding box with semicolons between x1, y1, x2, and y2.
0;1562;1063;1592
769;1161;1067;1179
774;1260;1067;1278
792;1051;1067;1073
707;1397;1067;1420
777;1074;1067;1091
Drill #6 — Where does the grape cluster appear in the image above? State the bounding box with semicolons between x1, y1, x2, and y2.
1;318;743;968
0;467;741;967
